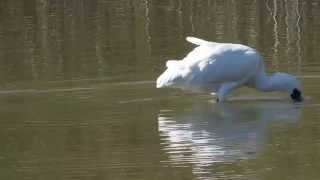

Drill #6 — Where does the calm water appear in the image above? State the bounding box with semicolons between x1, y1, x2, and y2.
0;0;320;179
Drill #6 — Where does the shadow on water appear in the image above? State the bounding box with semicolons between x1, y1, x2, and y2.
158;100;302;178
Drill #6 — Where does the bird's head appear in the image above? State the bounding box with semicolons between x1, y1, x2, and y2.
290;88;303;102
271;73;303;102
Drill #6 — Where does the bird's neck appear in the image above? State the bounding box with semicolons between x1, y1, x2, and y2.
253;72;277;92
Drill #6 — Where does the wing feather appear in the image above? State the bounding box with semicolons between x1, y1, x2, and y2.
186;36;219;46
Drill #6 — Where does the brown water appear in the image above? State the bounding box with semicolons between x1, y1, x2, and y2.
0;0;320;179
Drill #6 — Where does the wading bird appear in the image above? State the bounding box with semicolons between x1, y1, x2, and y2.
156;37;303;102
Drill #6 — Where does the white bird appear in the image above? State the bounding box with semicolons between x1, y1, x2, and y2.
156;37;303;102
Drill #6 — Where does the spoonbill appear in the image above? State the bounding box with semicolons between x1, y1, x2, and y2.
156;37;302;102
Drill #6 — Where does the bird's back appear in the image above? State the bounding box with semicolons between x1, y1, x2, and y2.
157;37;264;93
181;39;263;91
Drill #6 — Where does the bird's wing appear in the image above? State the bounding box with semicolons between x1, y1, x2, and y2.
182;44;221;67
186;36;219;46
183;44;259;84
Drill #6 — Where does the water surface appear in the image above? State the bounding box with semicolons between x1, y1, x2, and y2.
0;0;320;179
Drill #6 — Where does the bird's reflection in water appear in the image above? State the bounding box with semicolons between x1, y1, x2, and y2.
158;99;301;178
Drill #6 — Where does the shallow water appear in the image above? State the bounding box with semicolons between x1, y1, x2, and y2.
0;0;320;179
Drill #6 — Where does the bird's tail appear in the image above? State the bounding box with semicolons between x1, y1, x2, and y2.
186;36;217;46
157;60;185;88
166;60;181;68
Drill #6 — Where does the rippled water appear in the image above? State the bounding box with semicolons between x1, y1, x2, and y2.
0;0;320;180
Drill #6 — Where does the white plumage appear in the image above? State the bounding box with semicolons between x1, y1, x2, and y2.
156;37;303;102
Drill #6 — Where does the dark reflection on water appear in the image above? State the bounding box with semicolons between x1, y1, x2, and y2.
0;0;320;180
0;0;320;85
158;101;301;179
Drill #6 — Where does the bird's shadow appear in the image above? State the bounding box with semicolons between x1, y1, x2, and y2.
158;99;302;168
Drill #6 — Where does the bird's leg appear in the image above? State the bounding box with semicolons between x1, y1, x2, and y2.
210;92;220;102
216;82;239;102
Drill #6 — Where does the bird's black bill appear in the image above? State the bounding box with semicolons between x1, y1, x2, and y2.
290;88;303;102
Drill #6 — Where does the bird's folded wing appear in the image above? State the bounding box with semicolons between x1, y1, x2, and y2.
186;36;219;46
